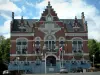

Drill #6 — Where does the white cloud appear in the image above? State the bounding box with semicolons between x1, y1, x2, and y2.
14;16;28;19
0;0;22;20
35;0;100;41
0;0;21;13
26;1;36;7
22;6;26;12
3;33;10;39
0;0;22;38
0;20;11;35
10;0;21;2
0;13;11;20
0;15;28;38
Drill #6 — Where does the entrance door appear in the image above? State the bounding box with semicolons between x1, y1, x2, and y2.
46;56;56;73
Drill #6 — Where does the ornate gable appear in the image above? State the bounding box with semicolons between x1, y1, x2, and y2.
73;16;80;32
39;1;59;21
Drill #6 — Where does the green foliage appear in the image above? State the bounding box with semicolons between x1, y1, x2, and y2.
0;36;10;63
88;39;100;64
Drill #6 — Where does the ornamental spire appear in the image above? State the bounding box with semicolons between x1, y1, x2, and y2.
75;16;78;23
21;16;23;23
48;1;50;7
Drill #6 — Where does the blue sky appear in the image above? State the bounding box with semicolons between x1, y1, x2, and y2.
0;0;100;41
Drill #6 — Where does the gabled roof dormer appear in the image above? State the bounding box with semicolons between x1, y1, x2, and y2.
73;16;80;31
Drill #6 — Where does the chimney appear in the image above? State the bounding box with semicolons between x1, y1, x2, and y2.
81;12;85;23
12;12;14;21
81;12;87;32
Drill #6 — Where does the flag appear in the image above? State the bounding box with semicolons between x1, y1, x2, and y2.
59;47;62;52
58;47;62;56
56;47;62;58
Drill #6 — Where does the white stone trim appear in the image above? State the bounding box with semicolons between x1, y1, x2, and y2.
67;40;88;41
84;53;89;55
59;37;65;42
64;53;89;56
11;40;34;42
16;37;28;41
42;54;59;60
34;37;41;41
71;37;83;41
64;53;73;56
11;33;34;36
10;54;42;56
44;35;56;41
65;33;87;36
11;39;88;42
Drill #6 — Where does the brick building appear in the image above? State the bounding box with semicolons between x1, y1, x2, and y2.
8;1;90;73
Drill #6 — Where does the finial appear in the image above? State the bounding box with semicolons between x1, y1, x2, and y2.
21;16;23;19
82;12;84;18
12;12;14;20
48;1;50;6
74;16;78;23
75;16;77;19
21;16;23;23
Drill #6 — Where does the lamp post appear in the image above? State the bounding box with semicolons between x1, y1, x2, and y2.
17;57;20;73
92;55;95;68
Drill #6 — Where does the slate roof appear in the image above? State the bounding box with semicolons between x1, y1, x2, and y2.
11;18;85;32
60;19;84;32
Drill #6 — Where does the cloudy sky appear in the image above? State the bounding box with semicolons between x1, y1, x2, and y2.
0;0;100;41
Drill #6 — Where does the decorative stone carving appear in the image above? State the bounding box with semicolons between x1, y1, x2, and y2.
39;23;61;35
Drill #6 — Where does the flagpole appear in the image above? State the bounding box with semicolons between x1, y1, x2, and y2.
45;53;46;74
62;48;63;68
59;49;61;69
43;45;46;74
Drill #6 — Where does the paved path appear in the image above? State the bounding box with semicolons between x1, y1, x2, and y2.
22;72;100;75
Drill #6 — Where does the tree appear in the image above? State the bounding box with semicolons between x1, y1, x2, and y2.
0;36;10;63
88;39;100;64
0;36;9;74
2;38;10;63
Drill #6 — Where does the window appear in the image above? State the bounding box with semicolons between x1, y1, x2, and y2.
44;35;56;50
35;37;41;47
59;37;65;48
59;41;64;47
16;38;28;54
45;41;55;49
47;15;52;21
35;37;41;53
36;58;41;65
35;41;40;47
72;38;83;52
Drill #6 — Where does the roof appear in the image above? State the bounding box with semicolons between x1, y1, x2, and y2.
11;18;85;32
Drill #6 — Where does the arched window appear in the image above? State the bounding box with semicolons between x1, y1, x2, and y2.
44;35;56;50
35;37;41;47
72;38;83;53
16;38;28;54
59;37;65;48
47;15;52;21
34;37;41;53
